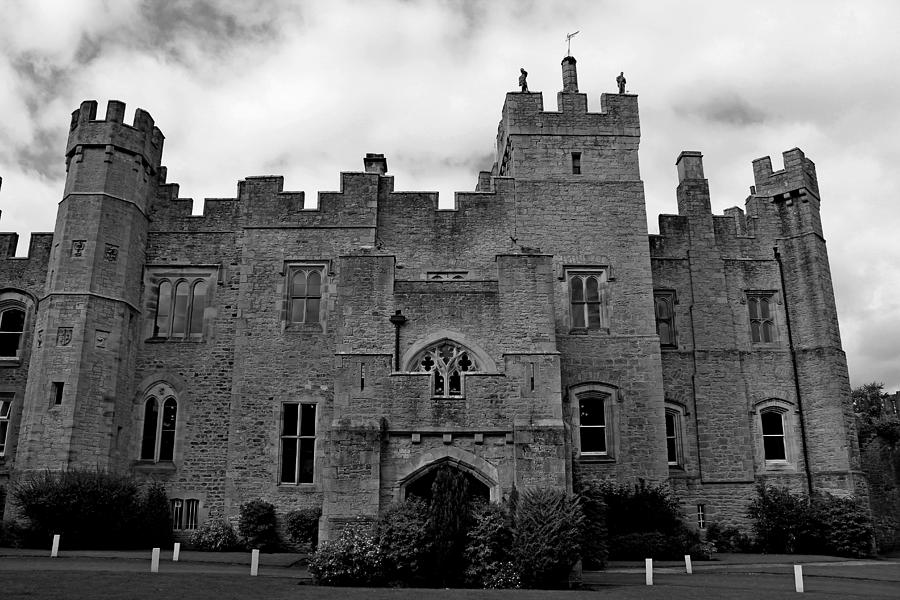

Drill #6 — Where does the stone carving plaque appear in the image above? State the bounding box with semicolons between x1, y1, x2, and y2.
57;327;72;347
71;240;86;257
104;244;119;262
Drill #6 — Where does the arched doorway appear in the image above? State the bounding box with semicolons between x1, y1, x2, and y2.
405;463;491;503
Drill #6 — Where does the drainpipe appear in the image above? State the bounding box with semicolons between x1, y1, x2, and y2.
774;247;814;495
389;310;407;371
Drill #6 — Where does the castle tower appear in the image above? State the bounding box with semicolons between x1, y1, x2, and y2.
15;100;163;471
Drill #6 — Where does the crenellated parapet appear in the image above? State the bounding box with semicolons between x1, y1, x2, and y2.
752;148;819;201
66;100;164;170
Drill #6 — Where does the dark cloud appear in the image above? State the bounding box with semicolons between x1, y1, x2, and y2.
17;127;66;180
11;53;72;111
680;93;768;127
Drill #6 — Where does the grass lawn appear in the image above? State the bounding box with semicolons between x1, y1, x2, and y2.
4;570;899;600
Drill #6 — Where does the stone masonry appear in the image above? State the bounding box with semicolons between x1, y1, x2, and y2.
0;56;864;539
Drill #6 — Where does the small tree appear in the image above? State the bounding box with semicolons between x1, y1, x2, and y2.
512;488;583;588
137;482;173;547
285;507;321;551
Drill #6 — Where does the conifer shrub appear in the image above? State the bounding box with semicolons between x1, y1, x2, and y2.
285;507;321;551
575;479;609;568
238;498;280;551
190;518;240;551
11;468;170;549
308;519;383;586
512;488;583;588
136;481;173;547
376;498;431;586
427;466;474;587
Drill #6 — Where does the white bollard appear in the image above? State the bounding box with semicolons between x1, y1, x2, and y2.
173;542;181;562
794;564;804;593
250;549;259;576
645;558;653;585
684;554;693;574
50;534;60;558
151;547;160;573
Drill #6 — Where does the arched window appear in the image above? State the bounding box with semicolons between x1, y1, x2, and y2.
412;340;479;397
568;270;609;330
0;307;26;358
748;292;776;343
189;281;207;335
152;277;209;339
664;406;685;467
654;291;677;348
289;268;322;324
154;282;172;337
569;383;617;459
140;393;178;463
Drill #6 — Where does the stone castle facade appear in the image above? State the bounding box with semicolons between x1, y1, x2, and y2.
0;57;865;539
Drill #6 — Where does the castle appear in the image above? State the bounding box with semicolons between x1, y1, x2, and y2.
0;56;865;539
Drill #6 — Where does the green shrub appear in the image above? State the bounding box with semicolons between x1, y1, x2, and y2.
747;484;807;553
0;520;32;548
285;507;321;551
12;468;142;549
464;501;517;588
238;499;280;551
747;484;874;557
308;519;383;586
512;488;583;588
576;480;609;569
190;518;240;551
377;498;432;586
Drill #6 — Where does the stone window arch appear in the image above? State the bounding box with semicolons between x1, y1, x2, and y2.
409;339;480;397
140;384;178;463
0;289;34;362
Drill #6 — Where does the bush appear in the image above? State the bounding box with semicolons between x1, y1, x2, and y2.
512;488;583;588
747;484;874;557
238;499;280;551
190;518;240;551
137;482;173;547
0;520;31;548
308;519;383;586
704;522;753;553
12;468;142;549
377;498;431;586
285;507;321;551
576;480;609;569
464;501;517;588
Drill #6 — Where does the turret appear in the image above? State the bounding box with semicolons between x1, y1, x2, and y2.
15;100;164;472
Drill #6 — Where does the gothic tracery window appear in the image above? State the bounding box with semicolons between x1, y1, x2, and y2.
412;341;479;397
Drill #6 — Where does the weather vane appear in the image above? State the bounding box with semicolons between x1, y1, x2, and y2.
566;31;579;56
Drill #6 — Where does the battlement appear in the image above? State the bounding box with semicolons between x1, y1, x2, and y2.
752;148;819;201
66;100;165;169
0;232;53;260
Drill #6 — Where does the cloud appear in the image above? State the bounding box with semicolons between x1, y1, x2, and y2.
682;94;768;127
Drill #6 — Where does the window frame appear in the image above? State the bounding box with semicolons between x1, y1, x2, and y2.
570;383;617;461
760;409;788;464
171;498;200;530
0;391;13;457
664;406;685;467
746;291;778;344
285;263;327;329
152;277;209;340
279;401;317;485
0;305;26;360
654;290;678;349
754;399;797;470
566;269;610;332
140;392;178;464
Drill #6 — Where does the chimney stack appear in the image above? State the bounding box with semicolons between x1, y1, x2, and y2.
561;56;578;93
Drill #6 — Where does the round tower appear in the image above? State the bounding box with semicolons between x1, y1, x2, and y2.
15;100;164;472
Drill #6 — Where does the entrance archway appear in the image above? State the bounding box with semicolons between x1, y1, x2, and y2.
405;464;490;503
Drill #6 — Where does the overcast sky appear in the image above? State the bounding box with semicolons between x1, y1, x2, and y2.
1;0;898;391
